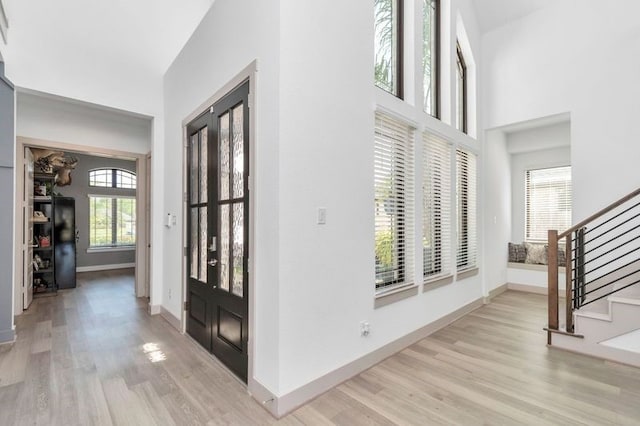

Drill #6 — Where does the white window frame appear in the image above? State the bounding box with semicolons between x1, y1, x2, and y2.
456;148;477;272
374;111;415;294
525;166;572;242
89;168;137;189
88;194;136;249
374;0;403;98
422;130;452;281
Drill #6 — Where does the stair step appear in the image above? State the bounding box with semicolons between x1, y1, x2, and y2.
600;329;640;354
608;296;640;306
574;310;611;321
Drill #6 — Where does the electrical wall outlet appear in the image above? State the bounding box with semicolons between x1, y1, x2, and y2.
360;321;370;337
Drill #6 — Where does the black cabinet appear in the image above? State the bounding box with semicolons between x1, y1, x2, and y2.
54;197;76;289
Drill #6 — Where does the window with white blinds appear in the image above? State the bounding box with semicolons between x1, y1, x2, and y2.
525;166;572;242
456;149;477;271
423;131;451;279
374;112;415;291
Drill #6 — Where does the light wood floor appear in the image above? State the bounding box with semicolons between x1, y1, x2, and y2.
2;272;640;425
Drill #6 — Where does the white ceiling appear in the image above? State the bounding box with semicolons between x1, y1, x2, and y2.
473;0;556;33
3;0;215;77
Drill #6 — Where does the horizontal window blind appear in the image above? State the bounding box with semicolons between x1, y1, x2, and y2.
423;131;451;279
456;149;477;271
374;112;414;291
525;166;572;242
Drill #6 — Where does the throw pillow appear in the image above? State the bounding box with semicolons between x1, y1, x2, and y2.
508;242;527;263
524;242;547;265
508;243;517;262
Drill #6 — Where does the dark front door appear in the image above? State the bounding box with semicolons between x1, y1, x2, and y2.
186;81;250;382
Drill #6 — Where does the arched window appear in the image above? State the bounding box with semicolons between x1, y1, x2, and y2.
88;168;136;248
89;168;136;189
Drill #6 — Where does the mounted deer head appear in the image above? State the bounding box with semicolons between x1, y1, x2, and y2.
54;156;78;187
29;148;79;187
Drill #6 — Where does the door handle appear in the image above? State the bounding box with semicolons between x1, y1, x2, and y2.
209;237;217;252
208;259;218;267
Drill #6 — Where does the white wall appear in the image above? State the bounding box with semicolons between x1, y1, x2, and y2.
507;266;566;291
163;0;281;394
506;121;570;155
483;0;640;224
277;0;483;395
17;92;152;154
483;130;511;291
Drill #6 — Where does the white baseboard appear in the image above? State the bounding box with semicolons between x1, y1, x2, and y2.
76;263;135;273
148;304;161;315
160;307;181;331
248;377;278;417
269;296;485;418
507;282;548;295
486;283;508;303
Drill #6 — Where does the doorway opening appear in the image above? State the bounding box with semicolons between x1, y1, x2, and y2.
17;141;150;311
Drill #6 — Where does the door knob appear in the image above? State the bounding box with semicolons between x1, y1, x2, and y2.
208;259;218;267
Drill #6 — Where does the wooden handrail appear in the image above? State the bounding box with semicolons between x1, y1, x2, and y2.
559;187;640;239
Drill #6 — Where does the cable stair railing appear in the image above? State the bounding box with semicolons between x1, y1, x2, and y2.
546;188;640;344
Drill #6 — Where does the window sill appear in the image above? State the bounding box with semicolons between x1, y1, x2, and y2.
423;274;454;292
456;267;479;281
87;246;135;254
508;262;565;272
374;283;419;309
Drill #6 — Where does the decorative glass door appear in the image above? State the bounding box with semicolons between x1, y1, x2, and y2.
186;81;249;382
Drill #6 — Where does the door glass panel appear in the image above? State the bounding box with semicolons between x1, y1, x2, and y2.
199;128;208;203
190;208;198;279
232;105;244;199
232;203;244;297
199;207;208;282
220;113;231;201
220;204;230;291
190;134;198;203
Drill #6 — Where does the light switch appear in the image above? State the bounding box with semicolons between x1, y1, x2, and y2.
317;208;327;225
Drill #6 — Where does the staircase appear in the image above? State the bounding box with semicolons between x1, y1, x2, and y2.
546;188;640;367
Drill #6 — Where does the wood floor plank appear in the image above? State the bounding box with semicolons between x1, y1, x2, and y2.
102;376;158;426
0;382;23;425
131;381;177;426
75;371;114;426
0;339;31;387
3;271;640;425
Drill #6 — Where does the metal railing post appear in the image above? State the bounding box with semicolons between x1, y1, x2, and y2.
577;227;586;307
565;235;573;333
